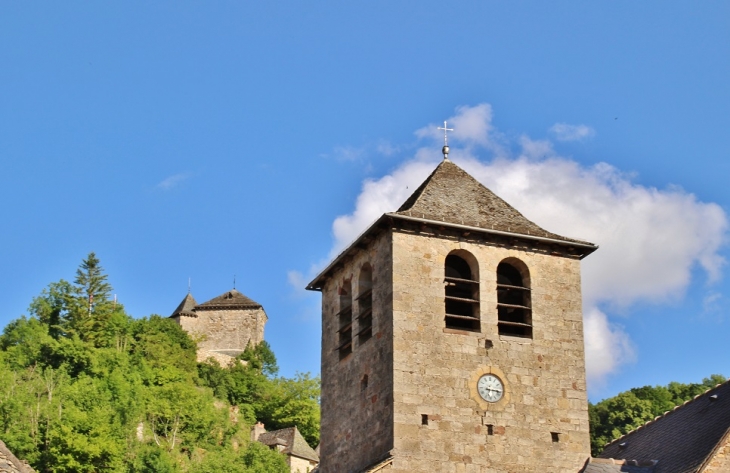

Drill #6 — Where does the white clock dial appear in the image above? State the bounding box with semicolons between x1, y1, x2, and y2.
477;374;504;402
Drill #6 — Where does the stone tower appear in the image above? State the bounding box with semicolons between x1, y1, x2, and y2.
307;159;597;472
170;289;267;364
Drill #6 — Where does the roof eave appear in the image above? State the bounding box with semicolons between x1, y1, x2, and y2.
390;213;598;255
306;213;598;291
290;452;320;463
306;214;389;292
194;304;262;310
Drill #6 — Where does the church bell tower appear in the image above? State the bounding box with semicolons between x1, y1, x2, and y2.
307;137;597;473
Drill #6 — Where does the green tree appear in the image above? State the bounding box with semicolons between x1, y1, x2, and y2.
1;253;321;471
74;252;113;314
259;374;321;447
590;374;727;455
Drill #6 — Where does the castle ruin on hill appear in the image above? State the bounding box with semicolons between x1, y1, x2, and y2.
170;289;267;365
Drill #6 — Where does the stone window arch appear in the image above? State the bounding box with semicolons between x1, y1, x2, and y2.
337;280;353;360
497;258;532;338
356;264;373;345
444;251;480;331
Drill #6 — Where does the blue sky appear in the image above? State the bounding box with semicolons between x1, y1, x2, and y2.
1;2;728;401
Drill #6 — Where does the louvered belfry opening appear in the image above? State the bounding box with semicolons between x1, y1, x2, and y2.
356;264;373;345
336;281;353;360
497;260;532;338
444;253;480;331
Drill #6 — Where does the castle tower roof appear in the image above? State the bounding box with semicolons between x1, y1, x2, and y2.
170;293;198;318
195;288;262;310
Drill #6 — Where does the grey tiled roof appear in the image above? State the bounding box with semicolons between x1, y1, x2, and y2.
256;426;319;463
582;459;657;473
0;441;35;473
195;289;262;310
396;159;590;245
598;379;730;473
170;293;198;317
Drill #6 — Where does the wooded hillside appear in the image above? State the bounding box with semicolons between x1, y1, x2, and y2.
0;253;320;473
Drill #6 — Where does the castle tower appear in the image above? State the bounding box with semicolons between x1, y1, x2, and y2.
307;158;597;472
170;289;268;364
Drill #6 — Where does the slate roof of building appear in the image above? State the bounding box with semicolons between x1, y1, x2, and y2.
170;293;198;317
194;289;262;310
395;159;592;246
310;455;392;473
0;440;35;473
598;378;730;473
255;426;319;463
582;459;657;473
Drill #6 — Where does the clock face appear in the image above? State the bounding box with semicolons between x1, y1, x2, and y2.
477;374;504;402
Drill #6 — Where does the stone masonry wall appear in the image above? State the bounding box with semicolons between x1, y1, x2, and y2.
388;231;591;472
288;455;318;473
319;230;394;473
704;434;730;472
175;307;266;363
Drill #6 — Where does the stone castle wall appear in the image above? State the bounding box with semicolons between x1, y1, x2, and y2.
174;307;266;363
319;230;395;473
387;231;590;472
288;455;318;473
704;434;730;472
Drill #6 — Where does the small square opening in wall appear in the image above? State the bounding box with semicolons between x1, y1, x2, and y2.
551;432;560;443
487;424;494;436
421;414;429;426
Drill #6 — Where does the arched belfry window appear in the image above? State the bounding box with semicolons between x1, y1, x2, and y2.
444;252;480;331
497;260;532;338
356;264;373;345
337;281;353;360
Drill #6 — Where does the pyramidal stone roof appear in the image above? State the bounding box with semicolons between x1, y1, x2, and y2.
396;159;586;244
170;293;198;318
307;159;596;290
256;426;320;463
598;378;730;473
195;289;262;310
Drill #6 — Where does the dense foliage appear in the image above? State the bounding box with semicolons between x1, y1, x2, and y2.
0;253;319;472
589;374;726;456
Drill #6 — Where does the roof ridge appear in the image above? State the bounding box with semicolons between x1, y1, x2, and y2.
602;378;730;448
195;288;263;310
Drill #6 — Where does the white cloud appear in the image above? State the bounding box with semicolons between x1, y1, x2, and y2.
376;140;400;157
583;308;635;388
702;291;723;319
332;146;366;162
416;103;503;151
287;270;308;296
156;173;191;190
320;104;728;389
549;122;596;142
330;155;437;259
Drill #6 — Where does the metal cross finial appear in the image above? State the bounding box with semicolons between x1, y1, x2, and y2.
437;121;454;160
438;121;454;146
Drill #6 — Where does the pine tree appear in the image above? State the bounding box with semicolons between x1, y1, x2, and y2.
74;252;113;314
